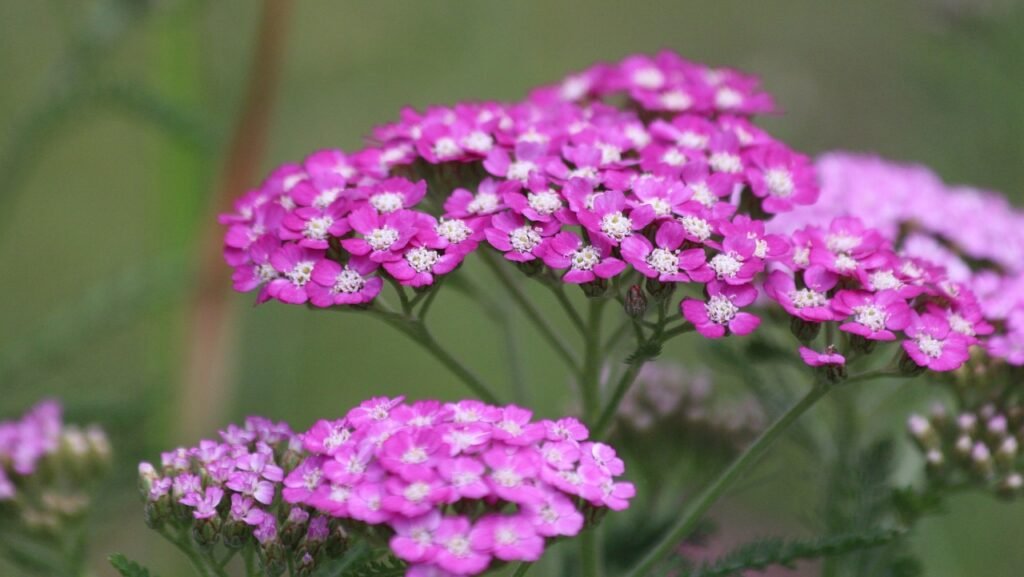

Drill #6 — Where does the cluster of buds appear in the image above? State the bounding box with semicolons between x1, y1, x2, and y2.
0;400;110;534
907;402;1024;498
615;362;764;446
138;417;345;576
284;397;634;577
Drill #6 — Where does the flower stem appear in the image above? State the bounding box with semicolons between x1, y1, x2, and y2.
580;526;603;577
480;252;582;375
511;562;534;577
373;309;501;404
581;299;606;423
623;378;833;577
592;358;646;439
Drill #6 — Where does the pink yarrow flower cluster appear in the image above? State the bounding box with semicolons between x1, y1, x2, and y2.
220;52;816;338
772;153;1020;368
284;397;635;576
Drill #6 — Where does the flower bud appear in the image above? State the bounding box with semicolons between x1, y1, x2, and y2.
138;462;159;500
897;349;928;377
581;279;608;298
848;334;876;356
907;414;938;448
954;435;973;457
624;285;647;318
996;437;1018;468
281;507;310;547
925;448;945;471
644;277;675;301
789;317;820;343
970;442;994;478
193;516;222;550
997;473;1023;499
987;415;1008;437
957;413;977;434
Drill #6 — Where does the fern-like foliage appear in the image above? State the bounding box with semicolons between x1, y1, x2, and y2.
675;529;905;577
108;554;156;577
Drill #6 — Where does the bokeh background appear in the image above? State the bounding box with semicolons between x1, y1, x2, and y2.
2;0;1023;575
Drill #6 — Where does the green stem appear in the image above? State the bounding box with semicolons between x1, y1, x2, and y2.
480;252;582;375
623;379;833;577
549;284;587;334
592;358;646;439
373;309;501;404
580;526;603;577
511;562;534;577
581;299;605;422
243;548;256;577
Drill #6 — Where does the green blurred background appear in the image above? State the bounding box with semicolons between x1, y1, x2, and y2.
1;0;1023;575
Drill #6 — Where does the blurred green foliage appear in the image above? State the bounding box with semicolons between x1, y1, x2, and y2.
1;0;1023;575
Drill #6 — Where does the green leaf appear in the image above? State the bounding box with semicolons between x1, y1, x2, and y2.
108;553;156;577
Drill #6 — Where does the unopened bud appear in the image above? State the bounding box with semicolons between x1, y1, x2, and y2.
996;437;1018;466
192;516;222;550
957;413;977;433
581;279;608;298
907;414;937;448
998;473;1023;499
898;351;928;377
789;317;820;343
925;449;945;471
624;285;648;318
987;415;1008;437
848;334;876;355
955;435;973;457
971;442;994;478
644;277;675;301
138;462;159;499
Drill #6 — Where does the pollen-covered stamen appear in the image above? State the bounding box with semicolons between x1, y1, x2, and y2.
332;267;366;294
826;233;860;253
446;536;471;557
462;131;494;153
304;216;334;240
789;288;828;309
329;485;350;503
633;67;664;89
527;190;563;215
286;261;316;286
540;505;560;523
916;334;945;359
432;137;461;160
709;252;743;279
370;192;404;213
853;304;887;331
403;482;430;502
405;247;441;273
646;197;673;216
754;238;769;259
679;215;713;242
647;248;680;275
661;149;687;167
411;527;433;547
492;468;523;488
597;143;622;164
509;226;542;254
496;528;520;546
256;263;277;283
436;218;472;244
869;270;903;291
507;160;537;181
764;169;794;198
834;254;858;272
313;188;341;209
793;246;810;267
705;294;739;325
659;90;692;111
691;182;716;208
709;152;742;174
948;313;974;336
467;192;500;214
569;166;599;180
679;131;708;149
302;469;322;491
600;211;634;241
366;227;400;251
570;245;601;271
715;87;743;109
400;446;429;465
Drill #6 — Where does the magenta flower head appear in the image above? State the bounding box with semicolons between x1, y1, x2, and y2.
799;346;846;368
681;281;760;339
541;231;626;284
307;257;383;307
833;290;912;341
902;312;971;372
285;397;634;576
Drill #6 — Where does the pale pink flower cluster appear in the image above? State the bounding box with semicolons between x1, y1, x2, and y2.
284;397;634;576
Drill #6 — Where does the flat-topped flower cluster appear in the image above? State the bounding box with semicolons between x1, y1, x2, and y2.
772;153;1024;368
284;397;633;577
220;51;817;319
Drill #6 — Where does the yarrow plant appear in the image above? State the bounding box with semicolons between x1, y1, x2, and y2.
0;401;110;577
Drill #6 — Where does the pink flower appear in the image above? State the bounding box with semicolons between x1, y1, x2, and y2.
902;313;971;372
180;486;224;519
833;290;912;341
681;281;761;339
763;269;837;323
380;429;445;481
433;516;491;575
342;207;420;263
577;190;655;246
524;489;584;537
798;346;846;368
484;211;558;262
470;515;545;562
621;221;711;283
355;178;427;214
541;231;625;284
307;257;383;307
391;511;442;563
483;449;541;505
280;200;351;249
437;457;489;500
746;145;818;213
267;245;324;304
503;175;572;223
444;179;508;219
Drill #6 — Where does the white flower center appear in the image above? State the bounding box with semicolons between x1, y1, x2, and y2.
331;267;364;294
528;190;563;215
510;226;542;254
280;195;296;211
462;131;494;153
286;261;316;286
793;247;810;267
404;482;430;502
661;148;687;167
948;314;974;336
559;76;589;100
367;227;399;251
709;152;742;174
691;182;716;208
405;247;440;273
659;89;692;111
916;335;944;359
447;536;471;557
432;137;461;160
313;189;341;209
411;527;432;546
370;192;404;213
789;289;827;309
709;253;742;279
715;87;743;109
625;125;651;148
541;506;560;523
827;233;860;253
705;295;739;325
834;254;858;272
256;263;277;283
401;447;428;464
679;215;712;242
492;469;522;488
679;131;708;149
647;248;679;275
764;169;794;198
303;469;322;491
754;239;769;259
571;246;601;271
304;216;333;240
633;67;665;89
854;304;887;331
282;173;306;191
507;160;537;181
436;218;472;244
496;528;519;546
869;271;901;291
329;485;350;503
600;211;634;241
647;197;673;216
569;166;599;180
597;143;622;165
467;192;500;214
